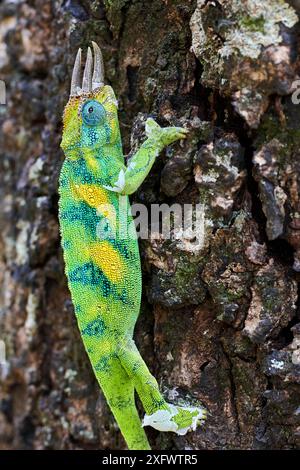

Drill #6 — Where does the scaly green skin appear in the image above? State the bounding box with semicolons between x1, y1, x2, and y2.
59;85;206;450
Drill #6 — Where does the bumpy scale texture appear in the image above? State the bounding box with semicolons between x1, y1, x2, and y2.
58;84;206;450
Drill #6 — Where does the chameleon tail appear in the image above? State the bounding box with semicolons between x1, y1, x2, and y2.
93;355;151;450
118;337;207;435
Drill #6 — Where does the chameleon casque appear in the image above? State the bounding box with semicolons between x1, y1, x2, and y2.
59;42;206;450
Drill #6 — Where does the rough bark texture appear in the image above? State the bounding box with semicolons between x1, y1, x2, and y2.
0;0;300;450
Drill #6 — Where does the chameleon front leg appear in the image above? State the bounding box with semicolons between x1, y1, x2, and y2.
118;337;207;435
103;118;188;195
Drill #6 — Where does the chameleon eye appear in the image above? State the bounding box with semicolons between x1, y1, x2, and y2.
81;100;106;126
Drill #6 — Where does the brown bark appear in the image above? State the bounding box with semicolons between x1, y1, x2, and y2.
0;0;299;450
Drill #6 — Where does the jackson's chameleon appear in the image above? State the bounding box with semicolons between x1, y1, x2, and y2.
59;43;206;450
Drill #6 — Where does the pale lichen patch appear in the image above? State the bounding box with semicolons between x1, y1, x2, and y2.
15;220;30;265
220;0;298;59
28;156;45;181
25;292;39;342
270;359;285;370
0;17;16;69
190;0;299;127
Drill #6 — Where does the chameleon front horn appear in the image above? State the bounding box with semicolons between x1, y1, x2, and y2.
82;46;93;93
92;41;104;90
70;48;82;97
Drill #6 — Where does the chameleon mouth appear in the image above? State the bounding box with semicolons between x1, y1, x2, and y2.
70;42;104;97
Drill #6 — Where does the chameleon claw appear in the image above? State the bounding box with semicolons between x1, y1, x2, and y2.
103;169;125;193
142;406;178;432
142;403;207;435
127;160;136;171
178;132;188;139
175;127;189;138
102;184;118;192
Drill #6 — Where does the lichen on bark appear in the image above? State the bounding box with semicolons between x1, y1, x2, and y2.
190;0;299;127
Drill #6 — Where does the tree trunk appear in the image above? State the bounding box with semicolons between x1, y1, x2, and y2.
0;0;299;450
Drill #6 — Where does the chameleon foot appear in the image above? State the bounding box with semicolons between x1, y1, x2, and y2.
145;118;188;146
142;403;206;436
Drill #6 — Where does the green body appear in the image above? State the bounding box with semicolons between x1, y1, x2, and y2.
59;85;205;449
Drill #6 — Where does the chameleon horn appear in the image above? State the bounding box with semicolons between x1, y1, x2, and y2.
92;41;104;90
70;48;82;97
82;46;93;93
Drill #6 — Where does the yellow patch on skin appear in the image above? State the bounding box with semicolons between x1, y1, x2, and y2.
63;97;81;126
94;86;117;107
71;183;116;232
89;241;125;283
85;154;99;172
110;118;118;141
72;183;109;208
91;338;113;357
61;97;82;153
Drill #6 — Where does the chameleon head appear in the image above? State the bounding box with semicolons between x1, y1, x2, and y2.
61;42;120;156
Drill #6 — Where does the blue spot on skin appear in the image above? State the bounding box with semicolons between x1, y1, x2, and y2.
102;278;112;298
118;289;135;307
72;158;94;183
70;157;106;186
74;305;82;316
59;175;68;187
94;355;111;372
104;123;111;143
61;203;98;236
62;240;71;250
81;317;106;337
69;262;105;286
113;240;131;260
68;262;114;299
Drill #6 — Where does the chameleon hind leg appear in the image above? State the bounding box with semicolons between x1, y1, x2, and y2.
118;337;207;435
93;353;151;450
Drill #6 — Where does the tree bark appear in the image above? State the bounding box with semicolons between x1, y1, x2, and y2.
0;0;299;450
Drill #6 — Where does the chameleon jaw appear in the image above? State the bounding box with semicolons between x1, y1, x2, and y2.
70;42;105;97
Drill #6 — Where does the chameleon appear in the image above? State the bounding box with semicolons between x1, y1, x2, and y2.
58;42;206;450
